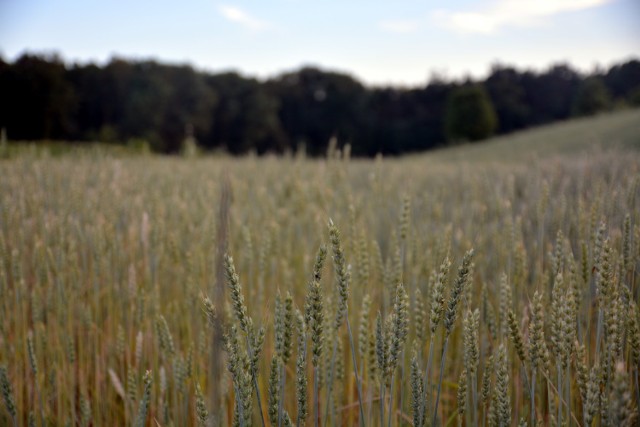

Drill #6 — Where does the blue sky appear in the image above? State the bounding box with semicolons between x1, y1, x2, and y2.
1;0;639;86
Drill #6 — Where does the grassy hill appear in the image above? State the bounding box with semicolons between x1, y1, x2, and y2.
421;108;640;164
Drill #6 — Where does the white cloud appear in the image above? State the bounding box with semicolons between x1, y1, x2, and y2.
435;0;613;34
218;5;271;31
379;20;420;34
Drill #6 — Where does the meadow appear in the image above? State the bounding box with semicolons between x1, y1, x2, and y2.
1;110;639;426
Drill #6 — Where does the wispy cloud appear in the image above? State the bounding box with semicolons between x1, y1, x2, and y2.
379;20;420;34
435;0;613;34
218;5;271;31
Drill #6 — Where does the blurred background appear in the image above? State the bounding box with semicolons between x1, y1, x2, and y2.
1;0;639;155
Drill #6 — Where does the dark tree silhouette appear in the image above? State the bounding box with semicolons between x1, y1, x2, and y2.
0;53;638;155
573;77;611;116
445;85;498;142
485;65;530;133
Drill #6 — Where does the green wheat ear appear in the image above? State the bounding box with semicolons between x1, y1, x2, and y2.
494;344;511;427
202;295;217;326
0;365;17;427
463;309;480;376
295;308;308;426
127;368;137;403
389;283;409;374
307;279;324;368
328;219;349;331
507;310;528;365
268;357;280;426
275;291;285;360
608;361;637;426
481;355;493;407
411;354;425;427
375;311;387;384
156;315;176;358
225;253;253;334
529;291;545;370
358;294;371;361
430;257;451;334
414;289;426;343
195;383;209;427
444;249;474;335
457;368;468;420
628;302;640;368
27;331;38;375
283;291;294;364
134;370;152;427
584;365;601;426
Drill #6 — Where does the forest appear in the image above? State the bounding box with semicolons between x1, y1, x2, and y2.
0;53;638;155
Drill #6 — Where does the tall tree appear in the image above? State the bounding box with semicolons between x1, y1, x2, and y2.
521;64;580;124
206;73;284;154
445;85;498;142
0;54;76;140
485;65;530;133
603;60;640;102
269;67;367;155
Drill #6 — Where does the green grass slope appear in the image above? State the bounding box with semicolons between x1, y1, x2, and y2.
421;108;640;164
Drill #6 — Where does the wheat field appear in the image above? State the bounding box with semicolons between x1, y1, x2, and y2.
1;112;640;426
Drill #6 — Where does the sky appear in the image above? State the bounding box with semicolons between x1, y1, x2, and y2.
1;0;639;86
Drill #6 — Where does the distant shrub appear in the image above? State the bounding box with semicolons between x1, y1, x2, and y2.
126;138;151;154
445;85;498;142
573;77;611;116
629;87;640;107
97;125;119;143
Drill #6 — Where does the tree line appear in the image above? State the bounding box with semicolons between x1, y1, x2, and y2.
1;53;639;156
